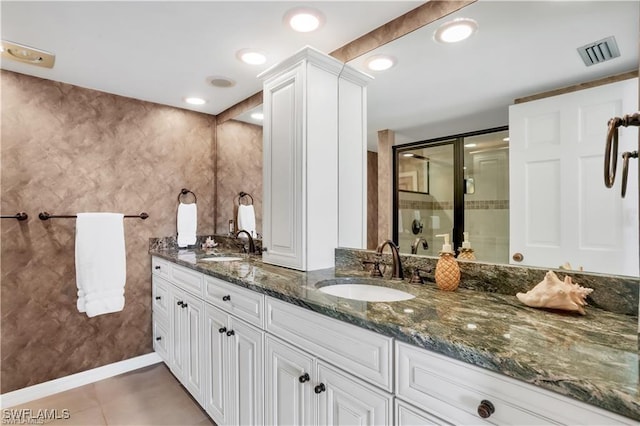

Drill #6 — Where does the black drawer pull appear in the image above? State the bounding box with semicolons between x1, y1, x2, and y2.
155;336;162;341
154;266;161;270
182;303;188;309
299;373;310;383
176;301;183;306
226;330;235;336
314;383;326;394
477;400;495;419
155;296;161;300
218;327;227;334
222;295;231;302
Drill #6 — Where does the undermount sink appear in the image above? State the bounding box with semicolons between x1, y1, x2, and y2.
200;256;243;262
316;278;414;302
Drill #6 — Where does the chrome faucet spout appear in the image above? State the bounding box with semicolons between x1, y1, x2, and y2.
235;229;257;254
375;239;404;280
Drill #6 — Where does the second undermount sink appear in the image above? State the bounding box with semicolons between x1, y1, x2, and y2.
316;278;414;302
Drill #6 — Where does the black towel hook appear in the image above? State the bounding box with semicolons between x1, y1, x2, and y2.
178;188;197;203
238;191;253;206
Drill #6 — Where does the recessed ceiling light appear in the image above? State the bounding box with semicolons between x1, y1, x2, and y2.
365;55;396;71
207;76;236;88
464;143;477;148
503;137;510;142
402;153;415;157
434;18;478;43
1;40;55;68
251;112;264;120
285;8;324;33
184;97;206;106
237;49;266;65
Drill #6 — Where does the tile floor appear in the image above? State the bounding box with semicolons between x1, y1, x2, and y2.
6;363;215;425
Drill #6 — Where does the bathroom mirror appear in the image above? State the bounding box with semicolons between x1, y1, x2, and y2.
347;0;639;277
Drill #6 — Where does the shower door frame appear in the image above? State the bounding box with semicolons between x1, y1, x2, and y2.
392;125;508;253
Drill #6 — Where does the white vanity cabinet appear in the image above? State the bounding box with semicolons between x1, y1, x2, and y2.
259;46;371;271
266;335;392;426
204;304;264;426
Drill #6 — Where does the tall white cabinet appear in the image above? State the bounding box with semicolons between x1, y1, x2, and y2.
259;46;371;271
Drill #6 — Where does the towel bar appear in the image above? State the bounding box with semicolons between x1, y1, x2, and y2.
39;212;149;220
178;188;197;203
238;191;254;205
1;212;28;221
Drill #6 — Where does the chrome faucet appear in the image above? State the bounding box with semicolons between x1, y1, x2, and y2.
235;229;258;254
375;240;404;280
411;237;429;254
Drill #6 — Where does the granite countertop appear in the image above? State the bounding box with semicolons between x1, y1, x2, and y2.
150;247;639;421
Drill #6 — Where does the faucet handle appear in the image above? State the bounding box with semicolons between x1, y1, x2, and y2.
409;267;433;284
362;259;384;277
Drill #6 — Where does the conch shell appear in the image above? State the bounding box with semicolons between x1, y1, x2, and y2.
516;271;593;315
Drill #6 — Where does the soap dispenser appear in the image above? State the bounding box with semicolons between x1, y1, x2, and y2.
458;231;476;261
435;233;460;291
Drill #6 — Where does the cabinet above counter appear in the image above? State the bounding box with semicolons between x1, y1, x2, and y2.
149;246;639;422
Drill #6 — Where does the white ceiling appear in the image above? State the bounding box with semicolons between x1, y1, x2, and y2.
0;1;421;115
347;1;639;150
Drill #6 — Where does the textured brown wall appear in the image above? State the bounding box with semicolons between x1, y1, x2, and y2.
367;151;378;249
0;70;215;392
215;119;262;235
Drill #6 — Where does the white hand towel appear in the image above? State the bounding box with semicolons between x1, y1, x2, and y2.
177;202;197;247
237;204;256;238
75;213;126;317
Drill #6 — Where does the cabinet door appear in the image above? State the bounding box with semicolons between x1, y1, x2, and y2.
228;317;264;426
262;65;305;270
265;336;314;426
182;292;204;404
396;400;452;426
152;317;170;364
204;305;230;426
316;361;391;426
170;288;186;380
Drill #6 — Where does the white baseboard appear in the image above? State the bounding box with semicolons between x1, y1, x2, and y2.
0;352;162;409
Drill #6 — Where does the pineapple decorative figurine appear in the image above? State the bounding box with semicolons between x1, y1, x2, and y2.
434;233;460;291
457;231;476;261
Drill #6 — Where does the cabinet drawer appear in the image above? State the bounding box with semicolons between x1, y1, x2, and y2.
152;276;170;322
153;317;170;363
396;342;630;426
396;399;452;426
266;297;392;391
204;275;264;328
152;256;170;280
170;262;203;297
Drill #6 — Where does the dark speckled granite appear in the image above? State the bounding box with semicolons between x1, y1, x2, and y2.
149;245;639;421
336;248;639;317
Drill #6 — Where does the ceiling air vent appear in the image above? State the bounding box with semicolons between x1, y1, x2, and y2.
577;36;620;67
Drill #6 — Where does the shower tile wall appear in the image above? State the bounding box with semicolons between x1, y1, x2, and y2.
1;70;215;392
215;119;263;235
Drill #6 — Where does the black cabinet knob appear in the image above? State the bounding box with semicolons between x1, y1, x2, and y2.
314;383;326;394
226;330;235;336
218;327;227;334
477;400;495;419
155;336;162;341
155;296;161;300
182;303;188;309
177;301;183;306
222;295;231;301
154;266;161;270
299;373;310;383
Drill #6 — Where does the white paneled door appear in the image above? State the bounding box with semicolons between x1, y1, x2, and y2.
509;78;638;276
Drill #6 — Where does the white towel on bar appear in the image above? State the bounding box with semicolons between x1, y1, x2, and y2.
75;213;126;318
177;202;197;247
237;204;256;238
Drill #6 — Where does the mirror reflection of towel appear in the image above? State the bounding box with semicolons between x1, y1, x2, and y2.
177;202;197;247
237;204;256;238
